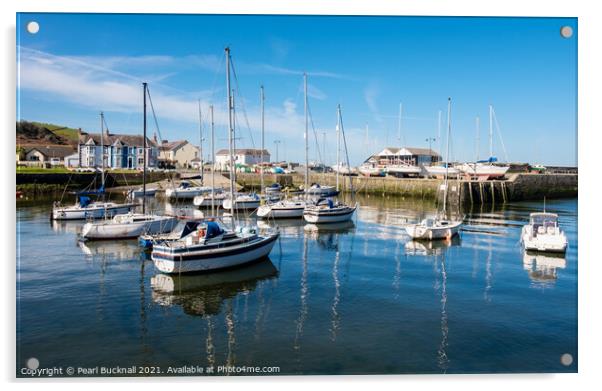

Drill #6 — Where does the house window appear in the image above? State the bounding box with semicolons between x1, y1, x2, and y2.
138;158;144;166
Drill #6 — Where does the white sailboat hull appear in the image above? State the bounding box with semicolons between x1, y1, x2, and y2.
423;166;460;178
303;205;356;224
222;199;261;210
458;163;509;180
193;194;226;207
405;220;462;240
358;167;384;177
129;188;157;197
81;215;178;240
152;233;279;274
52;203;135;220
166;187;211;199
257;202;306;219
385;165;422;176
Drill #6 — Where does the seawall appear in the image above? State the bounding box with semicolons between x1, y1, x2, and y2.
16;172;175;195
235;172;577;203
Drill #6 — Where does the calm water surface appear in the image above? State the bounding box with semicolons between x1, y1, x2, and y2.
16;195;577;375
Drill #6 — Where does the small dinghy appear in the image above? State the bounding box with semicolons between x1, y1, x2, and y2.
521;212;568;253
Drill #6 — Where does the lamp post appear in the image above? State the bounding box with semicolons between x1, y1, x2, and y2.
425;137;436;165
274;140;281;163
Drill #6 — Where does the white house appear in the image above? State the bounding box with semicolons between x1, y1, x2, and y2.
18;145;77;167
366;147;441;166
215;148;270;171
78;129;158;169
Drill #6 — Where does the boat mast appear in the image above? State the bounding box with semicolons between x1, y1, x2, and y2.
304;72;309;193
336;106;340;192
210;104;215;217
398;102;403;157
476;116;480;162
198;99;204;184
437;110;442;164
489;104;493;159
260;85;265;195
443;98;451;217
142;82;147;214
226;47;235;229
100;111;105;190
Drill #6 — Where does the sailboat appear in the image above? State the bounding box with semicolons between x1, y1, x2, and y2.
81;83;178;240
51;112;136;220
405;98;463;240
303;104;357;224
424;109;459;178
457;105;509;180
258;77;311;219
151;47;279;274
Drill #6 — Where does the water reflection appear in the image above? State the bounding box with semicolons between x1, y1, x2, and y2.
437;253;449;373
404;236;461;256
523;251;567;286
304;221;356;251
78;239;141;260
150;259;278;316
51;220;84;235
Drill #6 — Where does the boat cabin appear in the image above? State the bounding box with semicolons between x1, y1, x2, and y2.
529;213;559;235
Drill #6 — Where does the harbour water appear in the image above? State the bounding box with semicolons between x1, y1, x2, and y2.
16;195;577;375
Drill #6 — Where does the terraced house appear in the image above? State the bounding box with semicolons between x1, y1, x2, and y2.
77;128;158;169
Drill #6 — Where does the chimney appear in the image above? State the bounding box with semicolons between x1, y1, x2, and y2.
77;128;82;137
153;132;158;144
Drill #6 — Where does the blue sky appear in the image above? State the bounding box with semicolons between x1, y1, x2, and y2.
16;13;577;166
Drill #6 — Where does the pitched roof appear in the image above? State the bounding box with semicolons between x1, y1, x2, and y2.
24;145;77;158
159;140;190;151
376;146;440;157
404;147;440;157
79;132;153;147
216;148;270;156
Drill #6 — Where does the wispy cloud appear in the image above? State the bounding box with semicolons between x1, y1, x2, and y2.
364;81;383;125
17;46;309;145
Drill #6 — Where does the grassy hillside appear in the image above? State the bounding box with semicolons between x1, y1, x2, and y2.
16;120;79;145
30;122;80;142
